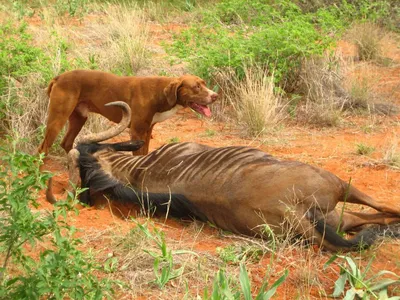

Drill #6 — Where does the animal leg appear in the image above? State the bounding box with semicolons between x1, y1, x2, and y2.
346;185;400;215
131;126;152;156
38;92;78;155
326;210;400;232
60;106;88;153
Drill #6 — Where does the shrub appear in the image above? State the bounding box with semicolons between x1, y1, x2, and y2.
0;22;51;94
0;140;117;299
167;0;338;89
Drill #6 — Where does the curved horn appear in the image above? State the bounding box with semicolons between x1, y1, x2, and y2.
80;101;131;144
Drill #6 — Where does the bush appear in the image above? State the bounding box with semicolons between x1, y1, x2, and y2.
0;22;51;94
168;0;336;89
0;140;117;299
168;0;398;93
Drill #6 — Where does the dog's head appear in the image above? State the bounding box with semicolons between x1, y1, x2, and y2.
164;75;218;117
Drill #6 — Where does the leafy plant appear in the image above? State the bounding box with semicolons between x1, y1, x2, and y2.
203;263;288;300
0;22;51;93
325;254;400;299
169;137;180;143
0;138;117;299
356;143;375;155
168;0;336;88
134;221;198;289
217;244;263;264
203;129;216;138
55;0;89;17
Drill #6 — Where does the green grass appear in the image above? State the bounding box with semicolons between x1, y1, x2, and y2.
356;143;375;155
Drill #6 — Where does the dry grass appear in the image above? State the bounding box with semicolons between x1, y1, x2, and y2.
216;66;287;137
346;22;384;61
382;138;400;169
296;51;398;127
0;75;49;153
35;4;151;75
297;54;346;126
92;4;151;74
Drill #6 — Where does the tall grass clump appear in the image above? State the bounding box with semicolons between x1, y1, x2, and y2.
383;139;400;169
346;22;384;61
219;67;286;136
87;4;150;75
296;54;346;126
1;75;49;153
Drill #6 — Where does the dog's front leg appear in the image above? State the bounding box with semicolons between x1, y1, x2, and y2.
130;118;153;155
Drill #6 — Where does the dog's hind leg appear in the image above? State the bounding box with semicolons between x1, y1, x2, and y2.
38;90;78;155
60;104;89;153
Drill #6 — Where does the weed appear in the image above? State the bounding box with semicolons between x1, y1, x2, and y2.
203;129;216;137
325;254;400;299
55;0;89;17
134;221;198;289
204;263;288;299
356;143;375;155
217;244;263;264
169;137;180;143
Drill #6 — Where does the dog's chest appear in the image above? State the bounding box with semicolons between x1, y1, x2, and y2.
151;105;183;125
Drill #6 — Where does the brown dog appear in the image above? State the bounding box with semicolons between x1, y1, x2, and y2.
37;69;218;155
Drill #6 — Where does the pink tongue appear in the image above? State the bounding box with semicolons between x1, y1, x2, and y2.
189;103;212;117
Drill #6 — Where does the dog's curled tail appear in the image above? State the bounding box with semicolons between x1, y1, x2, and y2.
47;76;59;97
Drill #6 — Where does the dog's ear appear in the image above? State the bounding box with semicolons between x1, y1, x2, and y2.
164;79;183;106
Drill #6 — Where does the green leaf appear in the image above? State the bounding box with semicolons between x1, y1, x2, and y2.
332;273;348;297
343;288;356;300
370;279;400;292
264;269;289;299
324;254;339;269
239;263;252;300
